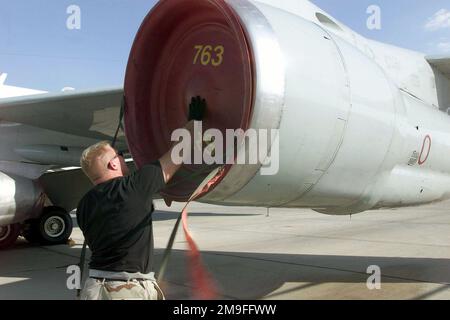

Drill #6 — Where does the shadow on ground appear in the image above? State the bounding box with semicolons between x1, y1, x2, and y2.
0;240;449;300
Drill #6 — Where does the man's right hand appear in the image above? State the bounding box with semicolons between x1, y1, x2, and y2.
188;96;207;121
159;96;207;183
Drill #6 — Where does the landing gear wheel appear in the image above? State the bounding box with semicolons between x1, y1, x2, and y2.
39;207;73;245
25;207;73;245
22;220;40;244
0;224;21;249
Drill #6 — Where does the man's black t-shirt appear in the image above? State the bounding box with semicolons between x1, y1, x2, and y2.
76;163;166;274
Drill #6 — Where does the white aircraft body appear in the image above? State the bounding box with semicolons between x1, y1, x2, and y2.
0;0;449;249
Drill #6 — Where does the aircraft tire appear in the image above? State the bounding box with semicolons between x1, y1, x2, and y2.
0;224;21;249
36;206;73;245
22;219;41;244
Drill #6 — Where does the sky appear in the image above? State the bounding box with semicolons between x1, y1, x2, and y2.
0;0;449;92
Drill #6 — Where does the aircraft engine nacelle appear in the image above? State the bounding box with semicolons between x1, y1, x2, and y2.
0;172;44;226
124;0;450;214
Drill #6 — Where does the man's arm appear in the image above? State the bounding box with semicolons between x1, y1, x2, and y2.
159;97;206;183
159;120;195;183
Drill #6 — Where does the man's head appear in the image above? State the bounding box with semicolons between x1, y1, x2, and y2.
80;141;129;184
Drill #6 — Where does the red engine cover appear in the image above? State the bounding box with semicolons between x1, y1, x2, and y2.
124;0;254;201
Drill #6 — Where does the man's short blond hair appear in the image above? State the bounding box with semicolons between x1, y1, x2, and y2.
80;141;113;182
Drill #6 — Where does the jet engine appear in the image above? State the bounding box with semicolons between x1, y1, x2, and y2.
124;0;450;214
0;171;73;248
0;171;44;226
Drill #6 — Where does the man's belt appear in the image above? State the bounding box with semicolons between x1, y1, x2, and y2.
90;277;148;282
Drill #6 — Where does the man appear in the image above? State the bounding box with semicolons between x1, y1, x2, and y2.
76;97;206;300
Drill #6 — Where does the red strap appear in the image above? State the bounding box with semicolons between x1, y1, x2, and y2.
179;167;226;299
182;207;217;299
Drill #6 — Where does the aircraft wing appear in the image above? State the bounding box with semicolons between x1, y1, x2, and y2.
39;167;93;212
427;55;450;110
0;87;125;143
427;54;450;79
39;162;161;212
0;87;132;212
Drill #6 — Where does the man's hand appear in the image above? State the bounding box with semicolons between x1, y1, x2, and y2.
159;96;208;183
188;96;206;121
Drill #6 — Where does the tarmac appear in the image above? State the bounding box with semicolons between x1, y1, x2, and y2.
0;199;449;300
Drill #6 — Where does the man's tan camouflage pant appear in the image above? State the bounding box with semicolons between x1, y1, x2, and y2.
80;278;165;300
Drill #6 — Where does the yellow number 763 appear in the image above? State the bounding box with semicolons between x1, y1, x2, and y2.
193;45;225;67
